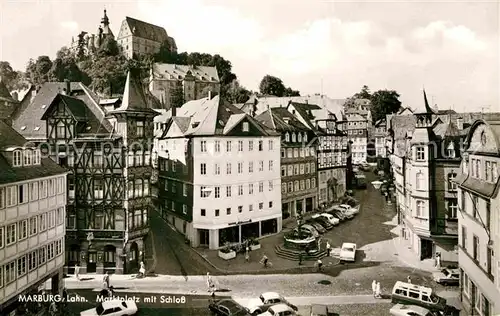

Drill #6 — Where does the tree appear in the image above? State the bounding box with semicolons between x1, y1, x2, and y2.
0;61;22;90
49;47;88;83
97;37;119;57
26;56;53;85
259;75;285;97
225;79;251;103
170;84;185;109
355;85;371;99
284;87;300;97
370;90;402;123
80;55;128;95
76;31;88;60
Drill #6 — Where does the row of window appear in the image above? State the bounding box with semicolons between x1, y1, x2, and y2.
200;139;274;153
127;179;150;198
284;132;308;143
461;271;493;315
12;149;42;167
0;177;65;209
281;147;315;159
200;161;275;175
163;200;188;215
164;180;188;196
158;159;187;173
347;130;365;135
460;224;494;279
281;162;316;177
127;209;148;230
200;201;273;217
0;208;65;248
200;181;275;198
461;191;492;230
126;151;151;167
0;238;64;288
281;178;316;194
318;153;347;167
351;145;366;151
467;158;499;183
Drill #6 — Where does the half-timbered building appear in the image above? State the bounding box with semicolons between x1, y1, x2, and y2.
12;71;157;274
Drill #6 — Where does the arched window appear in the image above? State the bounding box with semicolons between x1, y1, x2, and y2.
285;133;290;142
304;133;308;142
128;180;134;198
416;172;424;190
298;133;302;142
24;149;33;165
13;150;22;166
143;180;149;195
291;133;296;142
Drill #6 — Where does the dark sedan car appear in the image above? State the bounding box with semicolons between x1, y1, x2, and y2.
312;217;333;230
209;299;252;316
307;221;326;233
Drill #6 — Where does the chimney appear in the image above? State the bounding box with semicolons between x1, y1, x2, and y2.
456;117;463;130
171;105;177;118
65;80;71;96
208;90;211;100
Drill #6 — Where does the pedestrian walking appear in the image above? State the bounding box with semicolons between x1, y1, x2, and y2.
74;263;80;281
207;272;214;293
139;261;146;277
260;254;269;268
326;242;331;256
316;259;323;272
372;280;377;297
375;282;381;298
245;247;250;262
103;271;110;289
298;252;303;265
436;253;441;269
407;276;412;284
49;301;57;316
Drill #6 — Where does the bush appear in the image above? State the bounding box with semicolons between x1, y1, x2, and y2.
248;238;259;246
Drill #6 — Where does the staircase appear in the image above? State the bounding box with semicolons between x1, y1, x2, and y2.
274;245;328;261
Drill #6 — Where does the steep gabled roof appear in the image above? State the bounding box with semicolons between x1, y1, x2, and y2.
161;96;277;137
12;82;104;139
125;17;168;41
0;121;67;185
256;107;309;132
110;70;157;115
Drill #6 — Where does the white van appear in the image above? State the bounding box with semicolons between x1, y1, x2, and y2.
391;281;447;313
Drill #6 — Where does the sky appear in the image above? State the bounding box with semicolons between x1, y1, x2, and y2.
0;0;499;112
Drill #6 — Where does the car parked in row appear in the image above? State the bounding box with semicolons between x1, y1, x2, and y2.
293;225;319;238
306;221;326;234
432;268;460;286
257;303;297;316
247;292;298;315
310;216;333;230
209;299;252;316
390;304;436;316
339;204;360;215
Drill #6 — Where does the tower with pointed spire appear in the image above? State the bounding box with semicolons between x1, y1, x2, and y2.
70;9;114;56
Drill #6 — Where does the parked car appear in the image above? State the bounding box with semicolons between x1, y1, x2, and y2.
432;268;460;286
318;213;340;225
332;206;354;219
390;304;435;316
287;229;313;239
246;292;297;315
80;299;138;316
309;304;330;316
306;221;326;233
294;226;319;239
339;204;360;215
209;299;252;316
311;216;333;230
339;242;357;262
329;209;348;221
302;224;320;238
258;303;297;316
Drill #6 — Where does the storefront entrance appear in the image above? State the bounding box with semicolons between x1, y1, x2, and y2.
198;229;209;247
261;219;278;236
87;251;97;273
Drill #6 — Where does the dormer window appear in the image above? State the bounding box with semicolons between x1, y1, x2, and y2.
136;121;144;137
242;122;249;132
447;143;455;158
13;150;22;167
12;148;41;167
285;133;290;142
291;133;296;142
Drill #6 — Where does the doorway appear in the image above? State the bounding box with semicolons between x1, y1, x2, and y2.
198;229;209;247
420;239;434;260
87;252;97;273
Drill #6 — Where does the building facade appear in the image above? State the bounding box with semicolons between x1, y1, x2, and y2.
286;102;348;204
373;118;387;158
155;96;282;249
116;17;177;59
342;113;368;164
455;119;500;316
0;118;68;314
149;63;220;110
12;73;157;275
256;107;318;218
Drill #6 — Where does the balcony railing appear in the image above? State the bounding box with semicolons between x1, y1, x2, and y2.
66;230;125;240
